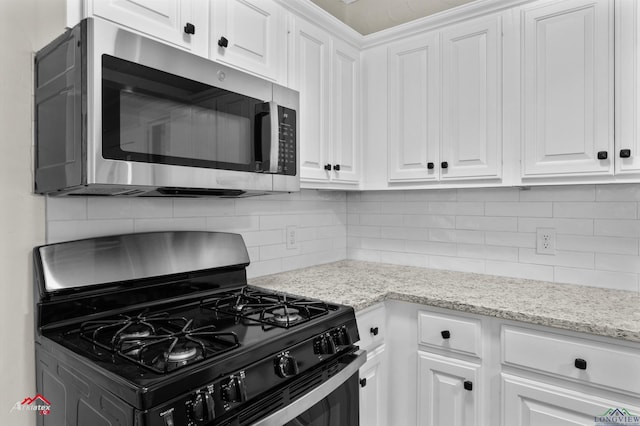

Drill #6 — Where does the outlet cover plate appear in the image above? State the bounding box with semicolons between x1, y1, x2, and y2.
536;228;556;255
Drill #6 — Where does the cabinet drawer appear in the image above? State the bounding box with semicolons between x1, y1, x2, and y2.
418;311;481;357
502;326;640;394
356;304;386;350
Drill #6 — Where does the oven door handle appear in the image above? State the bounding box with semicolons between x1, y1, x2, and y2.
251;349;367;426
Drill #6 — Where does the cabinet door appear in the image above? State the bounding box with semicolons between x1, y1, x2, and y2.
522;0;614;177
90;0;208;56
359;345;387;426
387;33;440;182
293;19;332;183
616;0;640;174
211;0;285;82
503;374;640;426
331;39;360;184
418;351;480;426
441;14;502;180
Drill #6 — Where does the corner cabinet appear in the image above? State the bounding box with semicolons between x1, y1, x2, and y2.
521;0;614;178
210;0;286;82
387;13;502;184
88;0;209;56
292;18;361;188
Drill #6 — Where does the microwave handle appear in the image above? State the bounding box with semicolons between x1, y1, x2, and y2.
267;101;279;173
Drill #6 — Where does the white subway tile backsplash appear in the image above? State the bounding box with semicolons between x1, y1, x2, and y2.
557;234;639;255
485;202;552;217
554;267;639;292
519;248;595;269
456;215;518;232
595;253;640;274
554;202;637;219
485;260;554;281
519;185;595;202
518;217;593;235
46;185;640;293
595;184;640;201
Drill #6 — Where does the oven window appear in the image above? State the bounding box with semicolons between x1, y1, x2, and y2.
101;55;270;172
284;373;359;426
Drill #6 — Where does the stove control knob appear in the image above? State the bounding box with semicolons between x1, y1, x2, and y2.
221;372;247;404
313;333;337;355
274;352;299;378
190;393;205;422
331;326;352;346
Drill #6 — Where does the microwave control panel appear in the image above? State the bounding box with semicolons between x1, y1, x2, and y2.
278;106;297;176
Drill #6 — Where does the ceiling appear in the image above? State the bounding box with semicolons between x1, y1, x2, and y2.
310;0;479;35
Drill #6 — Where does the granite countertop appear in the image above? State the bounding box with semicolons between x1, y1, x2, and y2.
249;260;640;343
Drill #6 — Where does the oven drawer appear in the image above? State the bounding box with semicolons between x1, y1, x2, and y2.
356;304;386;351
418;310;482;357
502;326;640;394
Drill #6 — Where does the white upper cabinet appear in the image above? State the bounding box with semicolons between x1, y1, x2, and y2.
292;18;361;187
521;0;614;178
210;0;286;82
89;0;208;56
386;13;502;185
292;18;332;182
387;33;440;182
331;39;361;184
441;15;502;181
616;0;640;174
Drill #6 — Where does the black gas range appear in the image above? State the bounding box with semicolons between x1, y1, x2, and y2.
33;231;364;426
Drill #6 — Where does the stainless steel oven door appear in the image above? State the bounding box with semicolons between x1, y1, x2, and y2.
252;350;366;426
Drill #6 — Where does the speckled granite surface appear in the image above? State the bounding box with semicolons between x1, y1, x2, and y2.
249;260;640;343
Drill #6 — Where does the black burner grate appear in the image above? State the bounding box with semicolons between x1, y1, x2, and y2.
201;287;330;328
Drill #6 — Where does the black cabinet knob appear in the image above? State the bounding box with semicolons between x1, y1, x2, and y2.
427;162;434;170
324;164;332;171
218;36;229;48
597;151;608;160
333;164;341;171
574;358;587;370
360;378;367;387
184;23;195;34
463;380;473;391
620;149;632;158
370;327;379;336
441;161;449;169
441;330;451;339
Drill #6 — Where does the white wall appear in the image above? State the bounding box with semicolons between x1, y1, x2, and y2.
347;184;640;292
0;0;65;425
46;190;347;278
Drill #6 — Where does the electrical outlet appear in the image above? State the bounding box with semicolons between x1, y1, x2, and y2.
286;226;298;250
536;228;556;255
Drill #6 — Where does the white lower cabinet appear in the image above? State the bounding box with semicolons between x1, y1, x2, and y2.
418;351;480;426
503;374;640;426
359;344;387;426
360;301;640;426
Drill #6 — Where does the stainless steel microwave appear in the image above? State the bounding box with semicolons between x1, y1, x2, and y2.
34;18;299;197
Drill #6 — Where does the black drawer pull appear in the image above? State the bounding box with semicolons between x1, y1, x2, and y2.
427;162;434;170
333;164;341;171
597;151;608;160
620;149;631;158
370;327;379;336
324;164;332;171
218;36;229;48
463;380;473;391
360;378;367;387
441;330;451;339
574;358;587;370
441;161;449;169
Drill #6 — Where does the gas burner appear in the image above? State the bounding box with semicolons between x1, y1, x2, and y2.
271;307;302;325
166;345;198;362
202;287;332;328
117;319;240;373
